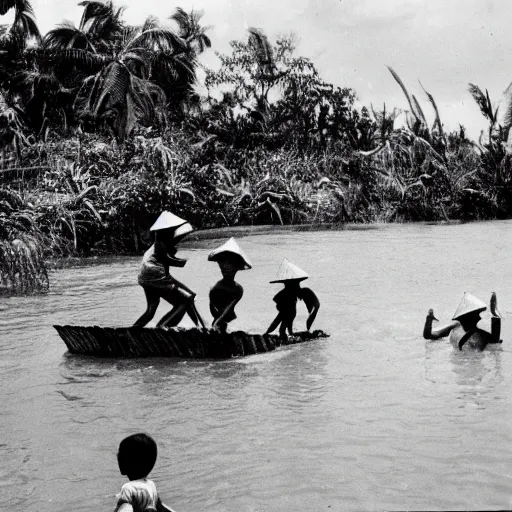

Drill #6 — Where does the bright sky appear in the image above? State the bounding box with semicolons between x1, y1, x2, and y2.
10;0;512;139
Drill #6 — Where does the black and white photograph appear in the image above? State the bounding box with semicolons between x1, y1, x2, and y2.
2;1;512;510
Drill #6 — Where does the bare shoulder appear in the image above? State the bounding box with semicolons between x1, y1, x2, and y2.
210;279;223;292
234;281;244;297
299;287;319;304
299;287;317;298
210;280;243;298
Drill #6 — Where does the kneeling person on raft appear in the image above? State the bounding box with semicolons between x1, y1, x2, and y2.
265;259;320;340
423;292;502;350
208;238;252;332
133;211;204;329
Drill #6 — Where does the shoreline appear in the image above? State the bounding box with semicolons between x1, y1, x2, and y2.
43;217;493;270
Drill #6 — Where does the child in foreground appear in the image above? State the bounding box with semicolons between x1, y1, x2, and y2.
208;237;252;332
423;291;502;350
266;259;320;340
115;433;175;512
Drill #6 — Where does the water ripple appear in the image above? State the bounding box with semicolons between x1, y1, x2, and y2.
3;224;512;511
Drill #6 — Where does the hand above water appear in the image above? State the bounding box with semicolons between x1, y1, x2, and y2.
490;292;501;318
426;308;438;321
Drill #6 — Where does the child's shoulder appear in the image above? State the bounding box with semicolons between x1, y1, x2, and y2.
120;478;157;494
210;279;243;293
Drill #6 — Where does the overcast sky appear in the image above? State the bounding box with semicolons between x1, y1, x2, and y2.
11;0;512;139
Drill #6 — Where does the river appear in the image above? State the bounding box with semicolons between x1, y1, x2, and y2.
2;221;512;511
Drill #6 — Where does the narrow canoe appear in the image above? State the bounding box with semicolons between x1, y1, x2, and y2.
53;325;329;358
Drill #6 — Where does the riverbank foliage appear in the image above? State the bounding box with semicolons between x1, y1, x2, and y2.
2;1;512;293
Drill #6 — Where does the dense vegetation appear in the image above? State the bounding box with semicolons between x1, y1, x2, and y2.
2;0;512;294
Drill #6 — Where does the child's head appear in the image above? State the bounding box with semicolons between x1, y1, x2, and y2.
117;433;158;480
217;253;246;277
208;238;252;277
284;279;302;291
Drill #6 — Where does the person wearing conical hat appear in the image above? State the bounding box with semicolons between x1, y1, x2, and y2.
208;238;251;332
133;211;204;329
265;259;320;340
423;292;502;350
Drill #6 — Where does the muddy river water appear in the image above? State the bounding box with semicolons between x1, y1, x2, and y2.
2;222;512;511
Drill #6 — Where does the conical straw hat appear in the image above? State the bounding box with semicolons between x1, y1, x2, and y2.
172;222;193;243
270;259;308;283
150;211;187;231
208;237;252;269
452;292;487;320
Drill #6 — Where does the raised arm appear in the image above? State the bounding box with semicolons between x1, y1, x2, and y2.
489;292;502;344
423;309;458;340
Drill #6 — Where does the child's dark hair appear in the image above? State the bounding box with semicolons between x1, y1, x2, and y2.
117;433;158;480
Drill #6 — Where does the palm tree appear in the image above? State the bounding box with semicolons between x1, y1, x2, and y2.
170;7;211;54
0;0;40;91
0;0;41;140
0;0;39;39
72;16;192;139
38;3;212;138
148;7;212;115
42;1;123;54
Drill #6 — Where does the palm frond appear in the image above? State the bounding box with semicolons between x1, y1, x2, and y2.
169;7;189;34
79;1;113;29
468;83;495;123
0;0;15;15
387;66;420;125
419;80;444;139
411;95;427;126
0;0;40;42
169;8;211;54
42;22;93;51
79;0;109;29
14;8;40;41
141;15;159;33
248;27;274;75
127;28;187;53
36;48;109;70
93;61;130;114
497;80;512;132
0;24;26;54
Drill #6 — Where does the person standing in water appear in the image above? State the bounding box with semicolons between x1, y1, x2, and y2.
265;259;320;340
423;292;502;350
134;211;204;329
208;237;252;332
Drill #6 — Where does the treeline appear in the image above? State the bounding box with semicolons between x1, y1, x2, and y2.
1;0;512;294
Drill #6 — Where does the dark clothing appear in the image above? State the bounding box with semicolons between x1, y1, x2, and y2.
298;287;319;313
209;280;243;323
273;287;298;316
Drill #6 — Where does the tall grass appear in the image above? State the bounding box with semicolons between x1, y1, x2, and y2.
0;188;49;294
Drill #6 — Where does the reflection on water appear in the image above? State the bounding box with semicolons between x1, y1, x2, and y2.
449;346;503;389
3;221;512;511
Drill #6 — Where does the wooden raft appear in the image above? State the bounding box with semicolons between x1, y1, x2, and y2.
54;325;329;358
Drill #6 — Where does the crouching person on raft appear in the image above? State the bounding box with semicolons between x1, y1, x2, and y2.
423;292;502;350
265;259;320;340
208;237;252;332
133;211;205;329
